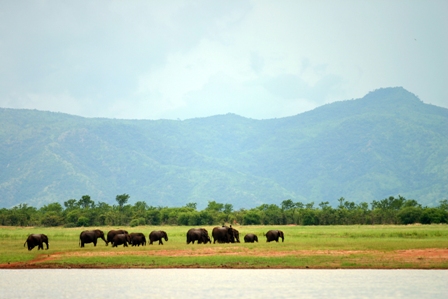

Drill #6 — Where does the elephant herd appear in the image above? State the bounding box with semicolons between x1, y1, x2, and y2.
79;229;169;248
23;227;284;251
187;226;284;244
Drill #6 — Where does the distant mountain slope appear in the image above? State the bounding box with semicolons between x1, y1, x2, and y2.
1;87;447;208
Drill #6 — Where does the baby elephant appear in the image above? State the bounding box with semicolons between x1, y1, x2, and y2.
129;233;146;246
244;233;258;243
149;230;168;245
112;233;131;247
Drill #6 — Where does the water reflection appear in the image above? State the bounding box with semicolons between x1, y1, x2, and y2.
0;269;447;298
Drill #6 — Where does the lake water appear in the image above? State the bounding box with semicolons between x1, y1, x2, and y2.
0;269;446;298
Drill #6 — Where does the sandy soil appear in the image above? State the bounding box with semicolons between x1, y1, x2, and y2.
1;248;447;269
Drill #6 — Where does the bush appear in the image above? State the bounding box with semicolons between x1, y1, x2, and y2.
397;207;422;224
130;218;146;227
77;216;90;227
41;212;63;227
243;211;261;225
302;210;318;226
421;208;447;224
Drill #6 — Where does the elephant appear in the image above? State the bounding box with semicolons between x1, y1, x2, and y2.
79;229;107;247
186;228;211;244
24;234;49;251
129;233;146;246
149;230;168;245
106;229;129;246
212;225;240;243
265;230;284;242
244;233;258;243
111;233;131;247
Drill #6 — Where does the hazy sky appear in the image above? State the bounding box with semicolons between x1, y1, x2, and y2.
1;0;447;120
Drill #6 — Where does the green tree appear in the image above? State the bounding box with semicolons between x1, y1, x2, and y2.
397;207;422;224
116;194;130;209
132;201;148;218
78;195;94;209
438;200;448;211
39;203;63;226
338;197;345;209
318;201;334;225
64;199;78;210
222;203;233;223
146;207;161;225
243;210;261;225
205;200;224;212
257;204;282;224
41;211;63;226
281;199;295;224
420;208;447;224
115;194;130;225
40;202;63;214
185;202;197;210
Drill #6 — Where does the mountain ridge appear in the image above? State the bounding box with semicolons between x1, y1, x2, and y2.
1;87;447;209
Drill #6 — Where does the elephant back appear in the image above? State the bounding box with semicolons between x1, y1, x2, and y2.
107;229;128;244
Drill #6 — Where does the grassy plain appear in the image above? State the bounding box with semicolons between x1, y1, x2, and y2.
1;224;447;269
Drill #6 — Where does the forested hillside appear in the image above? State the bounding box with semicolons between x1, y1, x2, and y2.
1;87;447;209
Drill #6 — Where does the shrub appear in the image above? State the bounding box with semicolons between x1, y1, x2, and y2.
243;211;261;225
397;207;422;224
130;219;139;227
77;216;90;227
130;218;145;227
421;208;447;224
41;212;63;226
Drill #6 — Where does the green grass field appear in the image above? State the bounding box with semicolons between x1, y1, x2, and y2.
1;224;448;269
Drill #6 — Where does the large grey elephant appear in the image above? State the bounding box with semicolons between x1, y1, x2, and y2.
212;225;240;243
244;233;258;243
265;230;284;242
79;229;106;247
24;234;49;251
106;229;129;246
186;228;211;244
112;233;131;247
129;232;146;246
149;230;168;245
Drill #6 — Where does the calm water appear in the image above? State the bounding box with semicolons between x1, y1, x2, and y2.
0;269;446;298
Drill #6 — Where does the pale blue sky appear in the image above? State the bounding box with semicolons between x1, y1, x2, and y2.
1;0;447;120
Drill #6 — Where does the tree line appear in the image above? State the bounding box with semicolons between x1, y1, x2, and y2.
0;194;447;227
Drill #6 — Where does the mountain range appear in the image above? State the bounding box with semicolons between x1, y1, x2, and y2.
1;87;447;209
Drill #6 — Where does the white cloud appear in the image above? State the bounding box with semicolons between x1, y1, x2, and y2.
0;0;447;120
